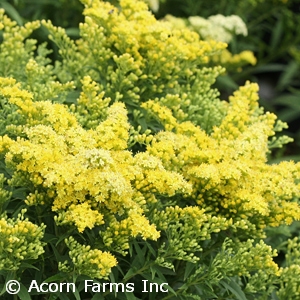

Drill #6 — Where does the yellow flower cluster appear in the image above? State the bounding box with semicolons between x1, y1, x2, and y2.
64;236;117;279
145;82;300;236
55;203;104;233
212;49;257;72
0;11;74;105
0;0;299;289
102;209;160;255
165;13;257;71
71;76;111;129
0;209;45;271
0;78;188;245
141;100;178;131
0;9;40;79
42;0;226;131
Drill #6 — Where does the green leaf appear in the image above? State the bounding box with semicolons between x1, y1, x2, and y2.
0;272;15;296
125;292;138;300
145;242;156;258
19;262;40;271
131;241;146;268
73;288;81;300
220;279;248;300
278;108;300;123
184;262;196;281
150;265;168;282
254;64;286;73
216;75;239;90
137;117;148;132
65;91;80;104
55;229;75;246
65;28;80;37
48;294;59;300
123;268;136;281
109;271;116;283
134;241;146;258
270;17;283;53
43;273;69;283
18;283;32;300
0;1;23;25
91;292;105;300
57;294;70;300
11;187;28;200
273;94;300;109
277;61;298;91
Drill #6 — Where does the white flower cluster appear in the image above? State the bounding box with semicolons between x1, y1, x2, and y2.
145;0;159;12
189;14;248;43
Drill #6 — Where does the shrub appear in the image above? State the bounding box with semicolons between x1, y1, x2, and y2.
0;0;300;299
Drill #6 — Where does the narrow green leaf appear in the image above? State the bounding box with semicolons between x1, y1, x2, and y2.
47;293;59;300
216;75;239;90
184;262;196;281
19;262;40;271
149;290;158;300
0;273;16;296
254;64;286;73
273;94;300;108
133;241;145;266
65;91;80;104
137;118;148;132
57;294;70;300
270;17;283;52
18;283;32;300
220;279;247;300
157;266;176;276
123;268;136;281
145;241;156;257
0;1;23;25
277;61;298;91
73;288;81;300
152;266;167;282
11;187;28;200
43;273;68;283
150;265;157;280
109;271;116;283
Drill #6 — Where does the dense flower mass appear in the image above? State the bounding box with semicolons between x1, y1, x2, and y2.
0;209;45;271
0;0;300;298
